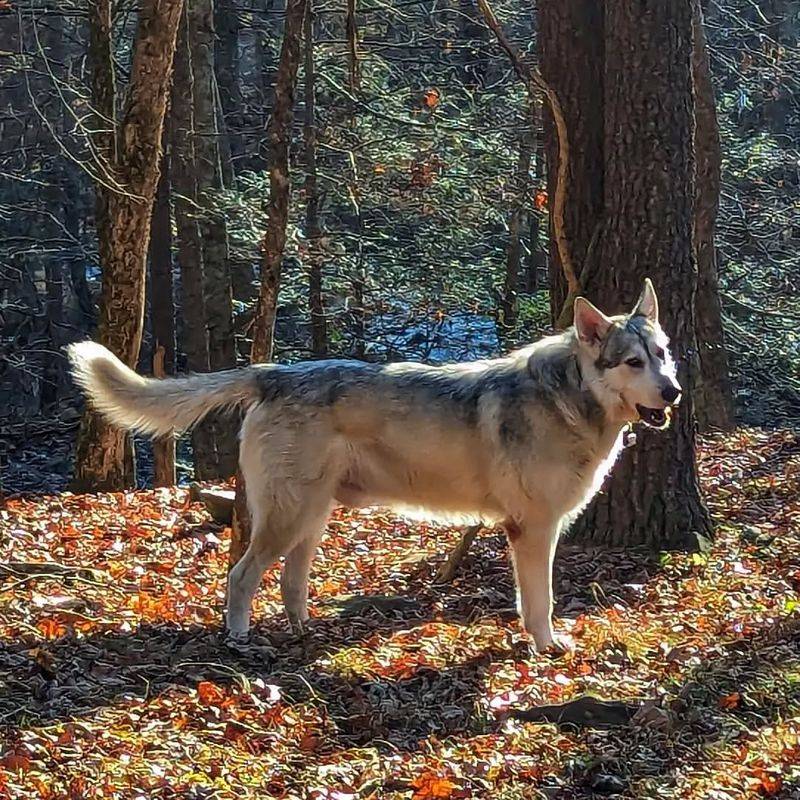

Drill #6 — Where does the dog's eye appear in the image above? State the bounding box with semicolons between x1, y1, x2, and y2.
625;358;644;369
655;348;665;361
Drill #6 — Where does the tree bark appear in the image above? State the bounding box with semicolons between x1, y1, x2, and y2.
537;0;604;325
215;0;244;164
170;6;219;480
501;106;533;327
214;0;257;302
304;2;327;357
87;0;116;164
231;0;310;567
524;119;546;293
346;0;366;358
152;347;176;486
691;1;736;431
570;0;713;550
149;147;176;488
191;0;239;477
251;0;308;363
72;0;184;492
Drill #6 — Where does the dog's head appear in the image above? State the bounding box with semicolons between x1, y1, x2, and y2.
573;279;681;428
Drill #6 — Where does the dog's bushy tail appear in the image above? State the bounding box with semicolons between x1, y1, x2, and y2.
67;341;261;437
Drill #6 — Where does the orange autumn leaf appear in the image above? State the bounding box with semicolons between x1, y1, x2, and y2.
719;691;741;709
107;560;127;579
224;721;246;742
423;88;440;109
173;713;189;730
37;616;64;638
197;680;226;706
411;773;458;799
299;733;322;752
753;768;782;795
534;189;548;210
2;753;31;773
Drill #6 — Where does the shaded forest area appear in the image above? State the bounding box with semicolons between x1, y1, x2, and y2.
1;0;798;494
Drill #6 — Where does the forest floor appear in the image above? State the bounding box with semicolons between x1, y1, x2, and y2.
1;428;799;799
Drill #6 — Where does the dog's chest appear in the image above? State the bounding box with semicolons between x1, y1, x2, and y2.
575;431;625;501
531;430;624;516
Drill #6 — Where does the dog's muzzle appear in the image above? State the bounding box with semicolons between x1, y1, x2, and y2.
635;382;681;429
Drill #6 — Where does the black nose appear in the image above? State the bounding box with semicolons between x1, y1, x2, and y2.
661;385;680;404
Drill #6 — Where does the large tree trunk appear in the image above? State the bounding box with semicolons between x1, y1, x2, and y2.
170;9;219;480
571;0;712;550
191;0;239;477
230;0;310;569
691;1;736;432
72;0;184;492
538;0;604;324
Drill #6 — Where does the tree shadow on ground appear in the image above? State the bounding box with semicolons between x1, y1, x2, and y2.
0;530;663;748
739;431;800;481
551;616;800;798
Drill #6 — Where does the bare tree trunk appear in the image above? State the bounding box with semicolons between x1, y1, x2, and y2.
215;0;244;164
346;0;366;358
231;0;310;568
72;0;184;492
152;347;176;486
304;2;327;356
346;0;359;90
191;0;239;477
213;0;257;303
251;0;308;363
149;147;176;487
692;0;735;431
569;0;712;550
501;105;533;327
170;7;219;480
525;120;546;293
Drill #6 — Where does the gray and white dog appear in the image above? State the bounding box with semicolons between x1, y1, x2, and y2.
68;279;680;652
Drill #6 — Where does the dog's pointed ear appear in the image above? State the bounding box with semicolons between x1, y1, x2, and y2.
632;278;659;322
573;297;613;346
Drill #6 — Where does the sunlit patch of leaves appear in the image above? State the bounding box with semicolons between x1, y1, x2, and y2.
1;429;799;797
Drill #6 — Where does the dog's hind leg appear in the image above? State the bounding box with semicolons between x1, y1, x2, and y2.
225;502;298;637
280;503;333;632
226;405;342;638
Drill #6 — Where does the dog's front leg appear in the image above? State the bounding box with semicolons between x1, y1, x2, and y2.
506;516;566;654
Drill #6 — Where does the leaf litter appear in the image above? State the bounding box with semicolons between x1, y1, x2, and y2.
0;429;799;798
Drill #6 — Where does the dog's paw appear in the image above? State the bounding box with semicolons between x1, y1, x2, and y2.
534;633;574;658
223;629;251;651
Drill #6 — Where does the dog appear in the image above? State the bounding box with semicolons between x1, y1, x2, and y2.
68;279;680;652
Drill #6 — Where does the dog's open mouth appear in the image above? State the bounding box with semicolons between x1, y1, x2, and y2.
635;404;671;429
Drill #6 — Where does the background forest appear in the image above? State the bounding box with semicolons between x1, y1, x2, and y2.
1;1;800;797
1;0;798;493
